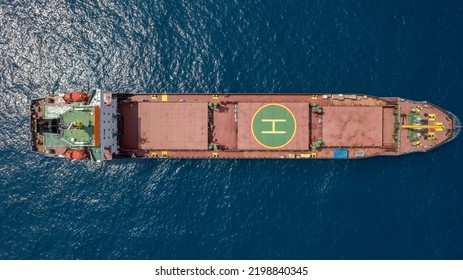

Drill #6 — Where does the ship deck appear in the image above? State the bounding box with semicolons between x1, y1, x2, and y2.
114;94;457;159
322;106;383;147
119;102;208;150
116;94;396;159
398;101;455;153
30;92;459;161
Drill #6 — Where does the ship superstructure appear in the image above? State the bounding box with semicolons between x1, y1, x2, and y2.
30;90;460;161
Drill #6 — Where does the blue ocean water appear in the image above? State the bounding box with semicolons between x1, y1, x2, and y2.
1;0;463;260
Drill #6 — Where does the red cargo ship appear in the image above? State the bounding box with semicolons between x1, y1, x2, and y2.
29;90;460;161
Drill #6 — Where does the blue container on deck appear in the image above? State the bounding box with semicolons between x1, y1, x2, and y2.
333;148;349;159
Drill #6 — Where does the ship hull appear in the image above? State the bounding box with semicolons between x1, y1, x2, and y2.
30;91;460;161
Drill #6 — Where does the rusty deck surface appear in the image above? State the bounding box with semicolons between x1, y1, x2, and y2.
322;106;383;147
112;94;458;160
213;103;237;150
382;107;396;146
119;102;138;149
119;102;208;150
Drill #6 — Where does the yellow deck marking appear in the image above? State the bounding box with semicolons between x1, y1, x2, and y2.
261;119;287;134
212;94;219;99
151;95;157;100
161;151;168;157
162;94;168;102
212;152;219;158
402;124;444;129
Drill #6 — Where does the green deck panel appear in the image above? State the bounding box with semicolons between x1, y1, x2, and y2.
252;104;296;148
63;109;94;126
44;133;69;147
90;147;101;162
62;108;95;145
43;106;96;147
44;105;73;119
409;111;421;141
62;127;94;144
44;128;95;147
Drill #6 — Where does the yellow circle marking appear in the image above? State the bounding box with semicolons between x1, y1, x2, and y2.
251;103;297;149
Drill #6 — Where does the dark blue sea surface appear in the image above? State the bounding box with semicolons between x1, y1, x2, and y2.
1;0;463;259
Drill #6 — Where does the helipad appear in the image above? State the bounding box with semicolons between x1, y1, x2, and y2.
251;104;297;149
237;103;308;150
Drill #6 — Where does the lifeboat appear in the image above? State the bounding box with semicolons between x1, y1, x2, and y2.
63;92;89;103
64;149;89;160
